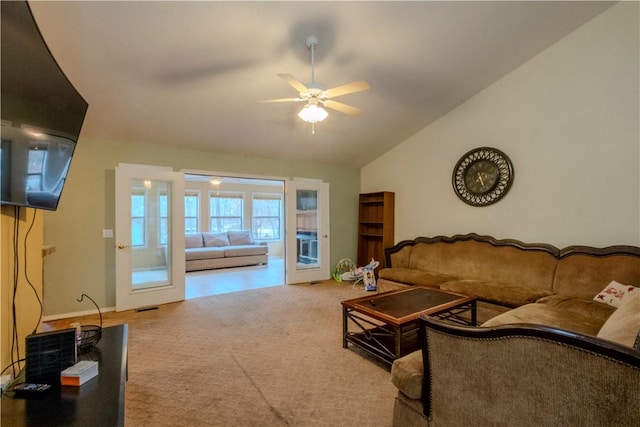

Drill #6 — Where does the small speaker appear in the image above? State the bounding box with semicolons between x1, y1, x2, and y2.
25;328;77;385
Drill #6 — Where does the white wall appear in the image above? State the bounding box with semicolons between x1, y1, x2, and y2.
362;3;639;248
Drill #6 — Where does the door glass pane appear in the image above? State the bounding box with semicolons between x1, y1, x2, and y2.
130;179;171;290
296;189;319;269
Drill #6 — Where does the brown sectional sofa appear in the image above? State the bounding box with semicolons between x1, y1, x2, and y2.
380;234;640;426
379;234;639;330
185;230;268;272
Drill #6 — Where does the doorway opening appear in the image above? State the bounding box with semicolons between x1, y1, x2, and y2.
183;173;285;299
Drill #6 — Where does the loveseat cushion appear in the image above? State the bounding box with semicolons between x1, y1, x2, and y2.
227;230;254;245
536;295;616;323
203;231;230;247
224;245;268;258
378;268;456;288
185;247;226;261
390;350;423;399
185;233;204;248
440;279;552;308
482;303;605;336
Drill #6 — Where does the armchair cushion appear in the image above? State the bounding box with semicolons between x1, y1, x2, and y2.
390;350;423;399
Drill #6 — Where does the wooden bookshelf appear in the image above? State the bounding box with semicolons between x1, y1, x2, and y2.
357;192;394;271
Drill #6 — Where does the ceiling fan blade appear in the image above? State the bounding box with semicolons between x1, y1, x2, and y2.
323;80;370;98
322;99;362;116
277;73;308;94
259;97;305;103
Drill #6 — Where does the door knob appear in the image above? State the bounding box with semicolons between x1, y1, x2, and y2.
117;244;130;250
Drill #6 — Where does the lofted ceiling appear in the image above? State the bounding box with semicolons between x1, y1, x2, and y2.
28;1;615;168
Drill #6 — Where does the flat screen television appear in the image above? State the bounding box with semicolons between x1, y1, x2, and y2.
1;1;88;211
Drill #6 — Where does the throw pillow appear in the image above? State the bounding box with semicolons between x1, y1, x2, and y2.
227;230;254;245
185;233;203;249
597;290;640;349
203;232;230;247
593;280;638;308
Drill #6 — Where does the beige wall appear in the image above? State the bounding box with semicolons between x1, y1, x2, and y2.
1;207;44;373
41;140;359;316
362;3;639;248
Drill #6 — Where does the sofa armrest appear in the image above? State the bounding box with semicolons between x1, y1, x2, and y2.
418;314;640;426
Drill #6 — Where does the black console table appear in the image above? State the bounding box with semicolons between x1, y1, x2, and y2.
1;324;128;427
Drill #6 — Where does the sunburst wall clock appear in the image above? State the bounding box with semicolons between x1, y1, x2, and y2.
452;147;514;207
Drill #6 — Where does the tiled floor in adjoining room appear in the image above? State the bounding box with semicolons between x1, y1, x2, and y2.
185;256;284;299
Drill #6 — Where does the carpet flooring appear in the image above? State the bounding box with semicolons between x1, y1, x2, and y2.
122;281;396;426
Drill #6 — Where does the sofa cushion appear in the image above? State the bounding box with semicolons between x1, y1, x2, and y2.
378;268;456;288
441;279;552;308
203;231;230;247
224;245;268;258
597;290;640;349
593;280;639;308
390;350;423;400
227;230;254;245
536;295;615;324
482;303;605;336
407;241;557;293
185;247;226;261
185;233;204;249
553;253;640;300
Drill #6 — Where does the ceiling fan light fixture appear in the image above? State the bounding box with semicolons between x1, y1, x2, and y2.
298;103;328;123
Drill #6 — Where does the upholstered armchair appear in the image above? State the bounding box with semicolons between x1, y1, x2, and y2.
391;314;640;427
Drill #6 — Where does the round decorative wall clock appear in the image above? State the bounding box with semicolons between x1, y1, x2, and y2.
452;147;514;207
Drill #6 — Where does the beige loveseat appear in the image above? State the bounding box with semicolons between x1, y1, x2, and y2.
380;234;640;426
185;230;268;272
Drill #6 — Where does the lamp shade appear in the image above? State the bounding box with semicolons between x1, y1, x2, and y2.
298;104;328;123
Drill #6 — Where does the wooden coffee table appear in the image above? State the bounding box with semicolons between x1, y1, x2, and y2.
342;287;476;365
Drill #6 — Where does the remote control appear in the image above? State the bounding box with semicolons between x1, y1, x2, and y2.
12;383;52;397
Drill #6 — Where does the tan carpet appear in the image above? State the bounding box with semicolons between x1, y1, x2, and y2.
123;281;396;426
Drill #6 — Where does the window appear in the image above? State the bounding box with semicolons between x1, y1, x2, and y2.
27;148;46;191
209;194;243;232
252;194;281;239
131;191;146;247
184;192;199;233
159;192;168;245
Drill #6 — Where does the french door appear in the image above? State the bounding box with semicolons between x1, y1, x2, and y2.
115;164;185;311
285;179;330;284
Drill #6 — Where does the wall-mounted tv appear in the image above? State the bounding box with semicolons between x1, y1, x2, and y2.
1;1;88;211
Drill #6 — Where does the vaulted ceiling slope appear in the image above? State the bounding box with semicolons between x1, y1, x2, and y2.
29;1;614;168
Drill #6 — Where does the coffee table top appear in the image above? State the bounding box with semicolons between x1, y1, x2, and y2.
341;287;475;325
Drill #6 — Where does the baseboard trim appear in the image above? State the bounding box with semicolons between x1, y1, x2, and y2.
42;306;116;322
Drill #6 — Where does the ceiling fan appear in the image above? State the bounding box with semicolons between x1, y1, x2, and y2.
261;35;370;133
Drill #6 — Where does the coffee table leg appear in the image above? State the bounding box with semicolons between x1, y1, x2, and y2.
343;306;348;348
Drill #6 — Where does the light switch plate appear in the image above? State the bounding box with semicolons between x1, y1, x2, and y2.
103;229;114;238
